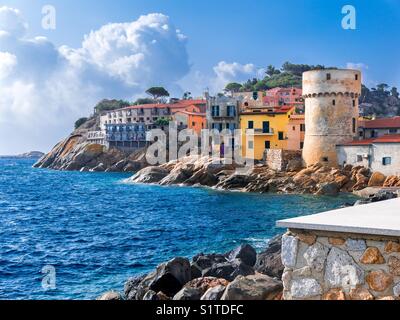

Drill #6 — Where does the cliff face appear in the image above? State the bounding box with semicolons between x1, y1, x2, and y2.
34;117;148;172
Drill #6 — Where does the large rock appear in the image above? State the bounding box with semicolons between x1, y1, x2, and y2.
366;270;393;292
173;287;202;300
129;166;170;184
255;234;284;279
221;274;282;300
226;244;257;267
368;172;386;187
134;257;191;299
324;247;364;290
200;285;226;300
360;247;385;264
202;259;254;281
124;275;146;300
97;291;122;300
315;182;340;196
184;277;229;295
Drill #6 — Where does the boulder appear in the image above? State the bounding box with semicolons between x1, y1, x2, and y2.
221;273;282;300
200;285;226;300
124;275;145;300
97;291;122;300
226;244;257;267
143;290;159;301
184;277;229;295
202;259;254;281
368;172;386;187
315;182;340;196
134;257;191;299
173;287;202;300
255;234;284;279
286;159;304;172
129;166;170;184
290;278;322;299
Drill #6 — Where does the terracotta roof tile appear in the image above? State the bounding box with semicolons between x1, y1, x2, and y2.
360;117;400;129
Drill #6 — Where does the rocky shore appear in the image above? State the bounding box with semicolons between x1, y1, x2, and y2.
33;117;147;172
127;155;400;196
99;235;284;301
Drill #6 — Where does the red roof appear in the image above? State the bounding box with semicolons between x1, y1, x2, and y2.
339;134;400;146
360;117;400;129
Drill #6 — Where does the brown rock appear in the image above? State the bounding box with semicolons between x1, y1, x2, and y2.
296;233;317;245
323;288;346;300
329;237;346;246
366;270;393;292
97;291;122;300
377;296;396;300
185;277;230;295
156;292;171;300
368;172;386;187
384;241;400;253
349;287;374;300
360;247;385;264
383;176;400;187
388;256;400;276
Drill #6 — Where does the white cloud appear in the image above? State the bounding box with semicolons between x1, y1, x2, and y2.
0;9;190;154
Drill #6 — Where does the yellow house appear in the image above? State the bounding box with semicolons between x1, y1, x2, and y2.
240;106;295;160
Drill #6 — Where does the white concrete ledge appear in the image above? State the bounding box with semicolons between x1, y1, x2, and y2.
277;198;400;237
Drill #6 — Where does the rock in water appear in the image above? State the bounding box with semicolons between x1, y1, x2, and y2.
97;291;122;300
227;244;257;267
255;234;284;279
221;274;282;300
128;166;170;183
315;182;340;196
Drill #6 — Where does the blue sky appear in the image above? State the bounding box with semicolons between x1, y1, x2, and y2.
2;0;400;87
0;0;399;154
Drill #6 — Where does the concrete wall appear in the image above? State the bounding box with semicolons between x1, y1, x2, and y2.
337;145;370;168
282;230;400;300
302;69;361;167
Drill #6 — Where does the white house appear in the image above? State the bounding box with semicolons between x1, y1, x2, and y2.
337;134;400;176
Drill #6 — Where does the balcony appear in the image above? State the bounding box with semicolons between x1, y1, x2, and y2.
245;128;275;135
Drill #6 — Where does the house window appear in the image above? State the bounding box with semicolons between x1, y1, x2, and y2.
355;74;358;81
248;141;254;149
352;118;356;133
300;142;304;149
389;128;397;134
353;100;356;107
332;100;336;106
292;126;296;131
248;121;254;129
357;155;363;162
278;132;284;140
192;122;195;126
327;73;331;80
265;141;271;149
300;124;306;132
382;157;392;166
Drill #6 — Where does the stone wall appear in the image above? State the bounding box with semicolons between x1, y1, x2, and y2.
281;229;400;300
265;149;302;171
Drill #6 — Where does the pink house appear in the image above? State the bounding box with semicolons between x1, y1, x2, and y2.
263;87;304;110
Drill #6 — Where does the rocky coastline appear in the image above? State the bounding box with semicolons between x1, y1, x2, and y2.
127;155;400;197
99;235;284;301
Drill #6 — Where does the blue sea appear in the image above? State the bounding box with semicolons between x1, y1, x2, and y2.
0;158;358;300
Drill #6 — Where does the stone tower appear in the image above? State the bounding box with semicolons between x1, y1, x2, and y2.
302;69;361;167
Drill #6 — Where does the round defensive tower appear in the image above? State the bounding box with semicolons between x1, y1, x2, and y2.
302;69;361;167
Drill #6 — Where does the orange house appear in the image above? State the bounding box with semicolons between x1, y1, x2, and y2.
173;107;206;135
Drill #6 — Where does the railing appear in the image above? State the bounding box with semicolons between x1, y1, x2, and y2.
245;128;275;135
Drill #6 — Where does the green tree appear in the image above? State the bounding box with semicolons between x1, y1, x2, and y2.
94;99;130;113
146;87;170;100
224;82;242;93
265;65;280;77
74;117;88;129
134;98;155;105
391;87;399;99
